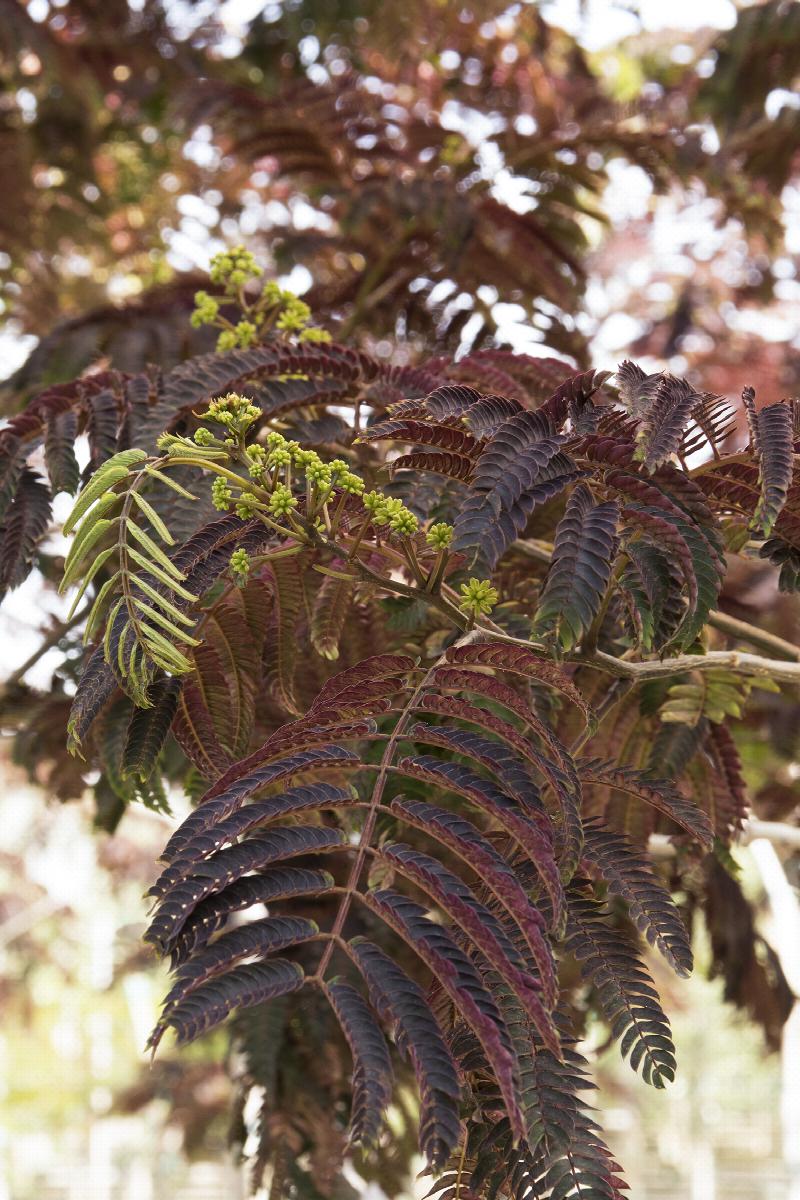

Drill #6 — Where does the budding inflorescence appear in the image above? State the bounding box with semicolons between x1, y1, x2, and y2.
426;522;454;550
189;248;331;350
235;492;261;519
161;406;427;571
269;484;298;517
362;492;419;535
190;291;219;328
209;246;263;290
230;548;251;583
211;476;233;511
459;578;499;617
201;392;261;437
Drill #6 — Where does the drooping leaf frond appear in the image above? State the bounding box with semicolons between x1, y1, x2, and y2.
533;484;620;650
743;388;794;536
566;887;676;1088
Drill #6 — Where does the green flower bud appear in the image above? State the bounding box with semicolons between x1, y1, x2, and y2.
389;508;419;536
204;392;261;432
230;547;251;582
276;297;312;332
246;445;267;478
235;319;258;348
193;427;216;446
458;578;499;617
235;492;260;519
306;460;332;485
211;476;233;511
269;484;298;517
262;280;283;305
340;472;365;495
298;326;332;343
426;522;454;550
267;446;293;468
290;445;320;469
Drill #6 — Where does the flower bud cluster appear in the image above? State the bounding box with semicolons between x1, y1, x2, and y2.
189;248;331;351
362;492;419;536
230;548;251;582
426;522;454;550
201;392;261;436
209;246;263;290
459;578;499;617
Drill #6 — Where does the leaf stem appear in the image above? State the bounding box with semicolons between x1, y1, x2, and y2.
311;654;444;982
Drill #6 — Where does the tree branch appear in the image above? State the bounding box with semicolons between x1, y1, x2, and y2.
586;647;800;686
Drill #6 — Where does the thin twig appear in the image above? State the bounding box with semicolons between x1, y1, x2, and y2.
3;602;91;689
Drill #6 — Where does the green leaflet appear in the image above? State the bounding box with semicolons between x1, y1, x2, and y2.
61;516;119;590
131;598;202;645
62;449;147;534
125;545;198;599
660;669;779;726
66;546;116;620
102;597;125;662
83;572;122;643
143;464;198;499
125;519;187;581
128;573;198;627
131;490;176;544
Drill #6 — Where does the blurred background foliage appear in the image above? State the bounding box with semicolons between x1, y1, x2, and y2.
1;0;800;1196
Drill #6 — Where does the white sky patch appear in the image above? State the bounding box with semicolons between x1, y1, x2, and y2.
540;0;736;50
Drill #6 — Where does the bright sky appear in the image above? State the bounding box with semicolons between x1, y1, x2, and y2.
540;0;736;48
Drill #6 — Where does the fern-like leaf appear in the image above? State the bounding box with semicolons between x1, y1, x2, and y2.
578;758;713;846
123;676;182;782
149;959;305;1049
311;565;355;660
325;981;394;1149
350;938;462;1168
743;389;793;536
0;468;51;596
567;888;676;1087
581;819;693;977
533;484;619;650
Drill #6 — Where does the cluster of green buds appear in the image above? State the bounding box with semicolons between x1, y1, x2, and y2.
209;245;263;291
216;321;258;352
362;491;419;536
245;430;364;504
190;247;331;351
426;522;454;550
201;392;262;439
190;290;219;328
230;548;251;584
268;484;298;518
459;578;499;618
211;476;233;511
160;402;428;562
